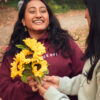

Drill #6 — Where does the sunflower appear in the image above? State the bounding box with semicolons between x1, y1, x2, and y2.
23;38;37;51
11;60;24;79
35;42;46;55
32;60;48;78
20;49;44;63
20;49;34;63
23;38;46;56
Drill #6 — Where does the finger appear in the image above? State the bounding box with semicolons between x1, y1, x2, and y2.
41;80;47;85
32;86;38;92
28;80;38;86
27;78;38;85
28;81;35;86
27;76;33;82
28;81;38;92
37;85;46;96
43;76;51;81
42;80;59;89
42;84;51;89
41;80;51;88
37;84;42;89
38;85;47;92
44;76;56;82
41;79;54;86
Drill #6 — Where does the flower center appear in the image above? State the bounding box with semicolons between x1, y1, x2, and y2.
25;54;33;59
17;62;20;71
35;64;41;70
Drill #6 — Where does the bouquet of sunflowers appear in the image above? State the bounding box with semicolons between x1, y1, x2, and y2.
10;38;49;84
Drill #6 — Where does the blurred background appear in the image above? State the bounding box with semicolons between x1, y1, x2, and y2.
2;0;85;12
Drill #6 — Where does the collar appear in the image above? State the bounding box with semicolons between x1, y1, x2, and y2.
37;32;48;43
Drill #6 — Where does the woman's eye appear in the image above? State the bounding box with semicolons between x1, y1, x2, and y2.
40;9;47;13
29;11;35;14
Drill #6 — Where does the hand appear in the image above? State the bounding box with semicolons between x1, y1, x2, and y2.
43;76;59;89
27;76;38;92
37;76;60;97
37;84;47;97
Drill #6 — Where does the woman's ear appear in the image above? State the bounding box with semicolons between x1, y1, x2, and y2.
22;18;25;26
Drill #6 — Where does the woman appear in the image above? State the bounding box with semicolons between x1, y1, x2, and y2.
38;0;100;100
0;0;84;100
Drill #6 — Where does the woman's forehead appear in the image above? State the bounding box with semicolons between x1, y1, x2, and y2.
26;0;46;9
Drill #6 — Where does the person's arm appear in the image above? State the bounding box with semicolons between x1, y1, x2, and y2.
44;86;70;100
96;72;100;100
38;74;82;100
42;74;82;95
0;57;36;100
18;0;24;10
58;74;82;95
69;39;85;76
38;85;70;100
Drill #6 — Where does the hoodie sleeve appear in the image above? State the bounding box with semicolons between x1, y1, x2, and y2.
58;75;82;95
0;57;36;100
69;39;85;76
44;86;70;100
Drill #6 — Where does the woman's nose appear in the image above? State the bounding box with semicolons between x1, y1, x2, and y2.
35;11;42;18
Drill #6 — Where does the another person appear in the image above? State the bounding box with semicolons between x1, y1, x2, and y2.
0;0;84;100
18;0;24;10
0;0;7;3
0;0;8;8
37;0;100;100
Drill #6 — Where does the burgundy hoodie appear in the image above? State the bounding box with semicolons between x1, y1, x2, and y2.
0;34;85;100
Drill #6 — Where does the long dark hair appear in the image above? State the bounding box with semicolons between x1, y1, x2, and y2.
83;0;100;80
3;0;72;60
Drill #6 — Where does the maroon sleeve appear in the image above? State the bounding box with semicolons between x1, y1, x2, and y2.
69;39;85;76
0;57;36;100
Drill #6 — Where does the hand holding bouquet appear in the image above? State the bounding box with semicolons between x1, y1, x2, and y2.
10;38;49;84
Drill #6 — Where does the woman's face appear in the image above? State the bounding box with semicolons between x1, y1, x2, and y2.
85;8;91;26
22;0;49;32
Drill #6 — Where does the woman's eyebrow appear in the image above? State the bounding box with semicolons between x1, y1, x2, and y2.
28;6;46;9
40;6;46;9
28;7;36;9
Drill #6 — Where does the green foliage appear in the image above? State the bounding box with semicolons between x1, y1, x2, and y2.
44;70;49;75
6;0;18;9
21;64;33;83
21;69;32;83
16;44;29;50
5;0;85;13
45;0;85;13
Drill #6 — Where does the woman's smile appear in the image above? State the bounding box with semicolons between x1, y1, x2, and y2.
32;20;44;25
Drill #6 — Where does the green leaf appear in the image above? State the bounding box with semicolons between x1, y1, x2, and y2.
21;75;27;83
23;70;32;76
21;69;33;83
41;75;45;78
23;64;32;70
44;70;49;75
16;44;28;49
